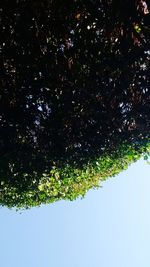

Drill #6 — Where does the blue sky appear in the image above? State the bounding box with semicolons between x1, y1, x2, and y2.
0;158;150;267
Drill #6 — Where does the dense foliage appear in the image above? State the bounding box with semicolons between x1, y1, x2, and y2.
0;0;150;208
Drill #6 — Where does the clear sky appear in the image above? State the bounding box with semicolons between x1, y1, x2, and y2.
0;158;150;267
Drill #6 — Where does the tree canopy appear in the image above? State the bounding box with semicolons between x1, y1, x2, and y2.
0;0;150;208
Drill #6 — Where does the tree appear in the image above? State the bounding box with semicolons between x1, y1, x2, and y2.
0;0;150;208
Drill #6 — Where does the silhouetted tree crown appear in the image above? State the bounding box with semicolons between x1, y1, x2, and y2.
0;0;149;208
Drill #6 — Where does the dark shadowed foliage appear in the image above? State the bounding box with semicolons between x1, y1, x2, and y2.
0;0;150;208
